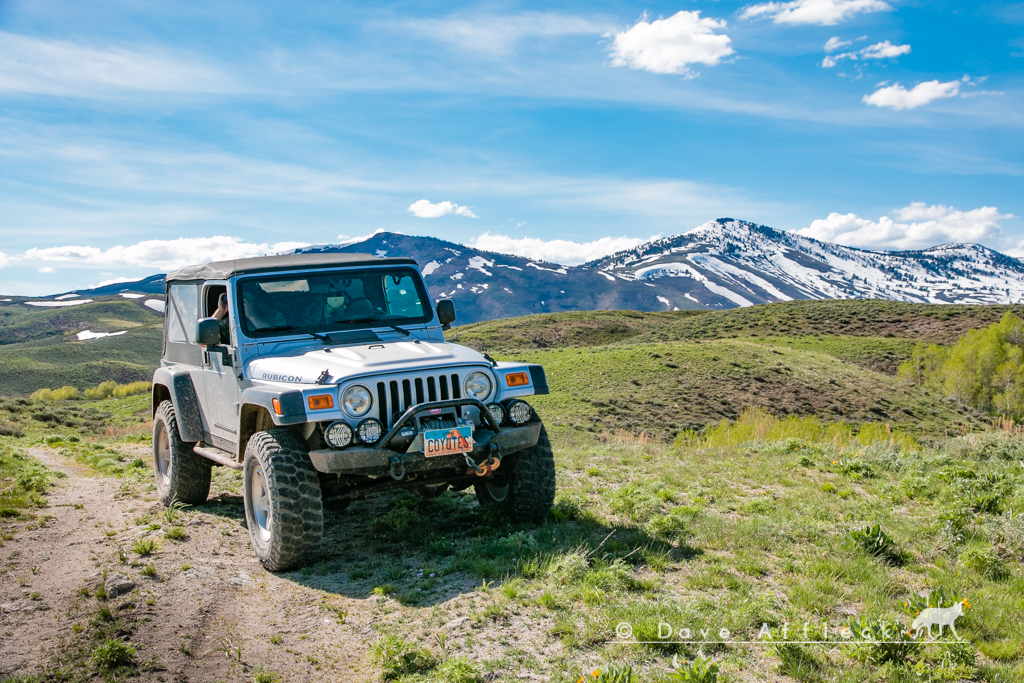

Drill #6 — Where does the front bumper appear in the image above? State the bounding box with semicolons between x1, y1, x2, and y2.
307;398;542;475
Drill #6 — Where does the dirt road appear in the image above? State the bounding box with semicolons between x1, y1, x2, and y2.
1;446;382;681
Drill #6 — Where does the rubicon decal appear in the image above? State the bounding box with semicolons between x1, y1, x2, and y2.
259;373;304;383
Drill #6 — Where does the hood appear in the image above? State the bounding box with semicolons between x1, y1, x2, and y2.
247;340;489;385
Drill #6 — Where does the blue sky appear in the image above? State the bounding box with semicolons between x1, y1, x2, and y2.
0;0;1022;295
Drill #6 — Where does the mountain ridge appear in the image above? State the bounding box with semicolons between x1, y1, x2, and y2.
35;218;1024;324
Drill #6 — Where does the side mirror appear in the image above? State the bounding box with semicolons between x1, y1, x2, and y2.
195;317;221;346
436;300;456;330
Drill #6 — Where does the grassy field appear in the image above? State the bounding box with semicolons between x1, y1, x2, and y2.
1;390;1021;682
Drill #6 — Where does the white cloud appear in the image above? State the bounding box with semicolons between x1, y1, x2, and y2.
822;40;910;68
38;267;55;273
398;13;608;55
0;31;234;97
740;0;892;26
862;79;960;110
23;237;310;271
408;199;478;218
468;232;659;266
861;40;911;59
824;37;852;52
0;252;9;269
795;202;1014;251
609;11;734;78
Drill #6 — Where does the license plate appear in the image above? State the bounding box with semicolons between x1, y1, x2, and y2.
423;426;474;457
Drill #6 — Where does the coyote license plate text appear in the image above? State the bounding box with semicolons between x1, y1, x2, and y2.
423;426;474;457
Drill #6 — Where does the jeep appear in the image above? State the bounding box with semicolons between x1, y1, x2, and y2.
151;253;554;571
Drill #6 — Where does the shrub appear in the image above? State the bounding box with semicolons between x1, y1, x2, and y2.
900;586;964;617
849;524;903;564
0;423;24;438
438;656;484;683
90;639;136;670
845;615;919;665
84;380;151;400
370;503;426;543
31;386;80;401
667;654;719;682
578;665;638;683
646;505;699;540
132;538;158;556
253;666;281;683
958;547;1008;580
370;634;438;679
608;482;662;522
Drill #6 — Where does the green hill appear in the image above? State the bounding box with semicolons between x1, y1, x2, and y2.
0;297;163;395
0;298;1003;435
518;339;981;439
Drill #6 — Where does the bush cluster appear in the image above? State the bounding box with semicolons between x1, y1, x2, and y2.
898;312;1024;419
30;380;150;402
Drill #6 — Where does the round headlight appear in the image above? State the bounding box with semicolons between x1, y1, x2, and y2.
486;402;505;426
506;399;532;425
324;421;353;448
464;371;493;401
342;385;373;417
357;418;383;445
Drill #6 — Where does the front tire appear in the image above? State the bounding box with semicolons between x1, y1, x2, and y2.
152;401;211;506
243;429;323;571
475;425;555;522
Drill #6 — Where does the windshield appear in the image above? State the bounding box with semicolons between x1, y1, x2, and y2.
236;267;431;338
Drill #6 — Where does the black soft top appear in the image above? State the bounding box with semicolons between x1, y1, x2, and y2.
165;253;418;282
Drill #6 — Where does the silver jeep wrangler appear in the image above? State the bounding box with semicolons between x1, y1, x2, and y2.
151;253;554;570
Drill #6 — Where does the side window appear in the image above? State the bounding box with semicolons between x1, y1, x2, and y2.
167;284;198;344
384;275;424;318
204;285;226;317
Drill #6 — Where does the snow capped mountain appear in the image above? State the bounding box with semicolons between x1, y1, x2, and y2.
290;220;1024;322
64;219;1024;324
590;219;1024;309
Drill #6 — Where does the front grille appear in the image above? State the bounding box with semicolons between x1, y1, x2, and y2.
374;371;464;428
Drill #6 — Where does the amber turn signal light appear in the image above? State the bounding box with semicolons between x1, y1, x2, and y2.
272;398;282;415
308;394;335;410
505;372;529;387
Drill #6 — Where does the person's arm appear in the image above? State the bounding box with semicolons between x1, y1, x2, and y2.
213;293;228;321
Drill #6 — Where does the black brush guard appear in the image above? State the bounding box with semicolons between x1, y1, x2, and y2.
307;398;542;476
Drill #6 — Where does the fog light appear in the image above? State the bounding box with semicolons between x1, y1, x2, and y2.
357;418;383;445
506;400;532;425
324;421;353;448
486;402;505;426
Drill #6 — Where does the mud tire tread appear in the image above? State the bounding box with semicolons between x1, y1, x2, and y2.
153;401;211;506
243;429;323;571
507;425;556;522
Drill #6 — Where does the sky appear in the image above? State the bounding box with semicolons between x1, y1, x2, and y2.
0;0;1022;295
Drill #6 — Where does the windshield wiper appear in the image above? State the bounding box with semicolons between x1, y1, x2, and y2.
337;317;412;337
252;325;330;342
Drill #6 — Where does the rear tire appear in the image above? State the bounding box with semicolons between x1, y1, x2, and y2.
152;401;211;506
475;425;555;522
243;429;323;571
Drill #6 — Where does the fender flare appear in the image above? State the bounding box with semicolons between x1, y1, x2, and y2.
151;367;204;443
239;387;307;426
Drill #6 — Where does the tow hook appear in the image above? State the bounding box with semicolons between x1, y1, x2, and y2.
465;447;501;477
389;456;406;481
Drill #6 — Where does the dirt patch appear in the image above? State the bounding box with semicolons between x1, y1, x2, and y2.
1;447;376;681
